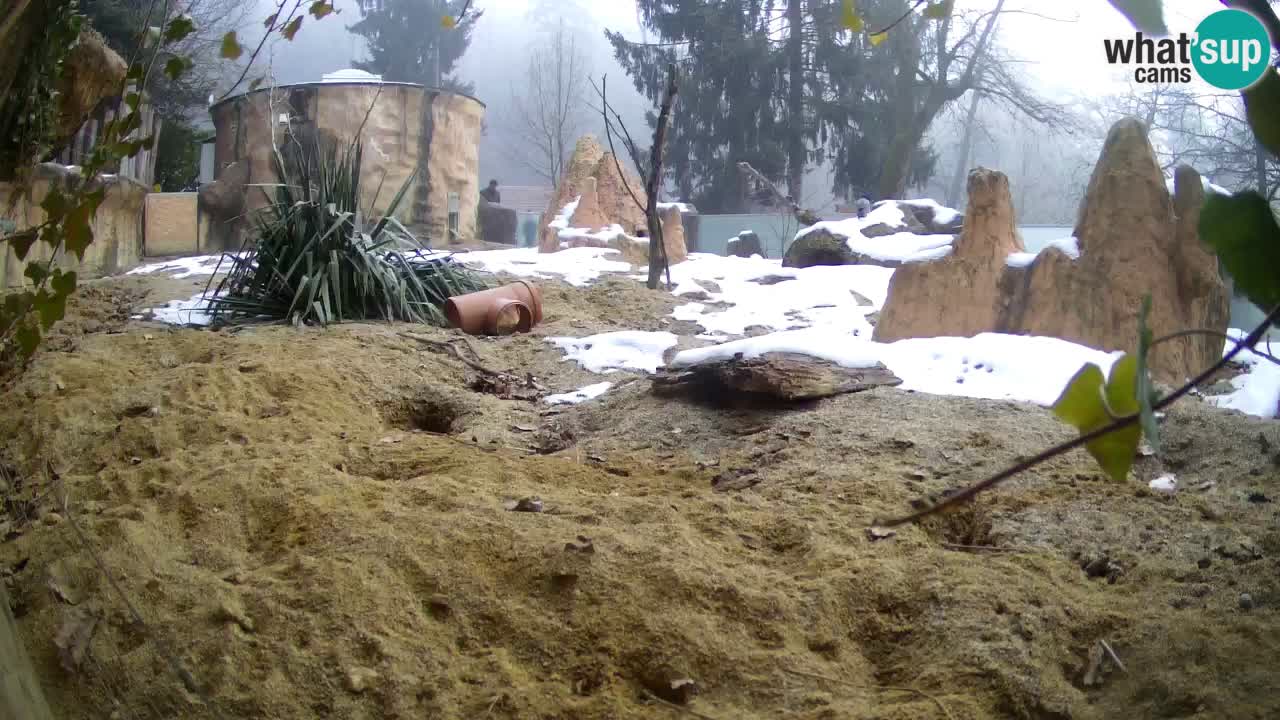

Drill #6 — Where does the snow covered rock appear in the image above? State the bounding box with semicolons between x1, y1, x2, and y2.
783;199;962;269
873;118;1231;385
727;231;764;258
538;135;648;253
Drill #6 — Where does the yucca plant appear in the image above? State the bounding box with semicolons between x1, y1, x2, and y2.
205;133;488;326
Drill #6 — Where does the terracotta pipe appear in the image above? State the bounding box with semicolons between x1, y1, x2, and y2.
444;282;543;335
485;298;533;335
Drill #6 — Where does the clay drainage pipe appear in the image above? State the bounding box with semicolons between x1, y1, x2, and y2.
445;282;542;335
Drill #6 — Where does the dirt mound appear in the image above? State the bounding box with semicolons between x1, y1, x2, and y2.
1;272;1279;719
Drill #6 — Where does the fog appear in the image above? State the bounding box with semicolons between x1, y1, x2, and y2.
222;0;1268;222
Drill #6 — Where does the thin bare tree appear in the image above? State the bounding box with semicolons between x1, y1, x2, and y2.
509;19;590;187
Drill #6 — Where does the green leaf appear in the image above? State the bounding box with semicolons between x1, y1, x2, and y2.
264;12;279;28
14;322;40;358
1107;0;1167;35
40;185;69;220
282;16;304;41
924;1;953;20
125;92;141;112
64;200;97;260
51;269;76;297
127;63;145;81
221;31;244;60
164;15;196;44
1053;354;1142;481
310;1;334;20
34;288;67;330
5;229;37;260
1200;190;1280;311
1244;67;1280;158
841;0;863;32
23;262;49;285
248;77;266;92
1135;295;1160;453
164;56;191;81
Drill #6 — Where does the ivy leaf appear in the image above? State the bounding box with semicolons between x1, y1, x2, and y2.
6;229;37;260
221;31;244;60
869;31;887;46
282;16;304;41
1135;295;1160;454
24;262;49;285
1106;0;1168;35
40;185;69;220
63;192;103;261
1244;67;1280;158
14;322;40;358
440;14;456;28
924;1;953;20
51;269;77;297
841;0;864;32
125;92;141;112
264;12;278;28
1053;354;1142;481
34;287;67;331
248;77;266;92
163;14;196;44
163;56;192;81
126;63;145;82
1200;190;1280;311
310;1;334;20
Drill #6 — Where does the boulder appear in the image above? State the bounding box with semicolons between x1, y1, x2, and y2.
728;231;764;258
783;228;863;268
874;169;1024;342
783;199;962;269
477;198;518;245
873;118;1231;384
653;352;902;401
660;204;688;265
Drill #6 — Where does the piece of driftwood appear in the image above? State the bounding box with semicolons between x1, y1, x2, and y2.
654;353;902;401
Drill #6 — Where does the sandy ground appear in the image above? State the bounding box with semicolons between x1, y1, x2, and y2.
2;268;1279;720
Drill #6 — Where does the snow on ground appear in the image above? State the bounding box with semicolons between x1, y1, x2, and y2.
458;247;632;287
1006;236;1081;268
142;291;221;326
128;254;233;279
547;331;678;374
1208;329;1280;418
545;381;614;405
671;329;1123;407
666;254;893;337
547;197;580;232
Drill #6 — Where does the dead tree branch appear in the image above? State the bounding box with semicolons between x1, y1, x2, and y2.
644;64;679;290
736;162;822;226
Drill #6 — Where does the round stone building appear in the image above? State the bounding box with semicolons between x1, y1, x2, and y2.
200;69;485;251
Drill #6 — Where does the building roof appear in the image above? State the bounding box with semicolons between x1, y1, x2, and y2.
498;185;555;214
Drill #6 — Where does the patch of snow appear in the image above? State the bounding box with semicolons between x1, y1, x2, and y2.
144;291;221;326
797;202;907;242
657;201;694;213
458;246;631;287
1208;329;1280;418
1006;237;1081;268
899;198;962;225
545;381;613;405
664;255;891;337
1149;473;1178;494
547;197;581;231
671;330;1123;407
559;224;631;246
1164;175;1231;197
846;232;956;264
128;254;234;279
548;331;678;374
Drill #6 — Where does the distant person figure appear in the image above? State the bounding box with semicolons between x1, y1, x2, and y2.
855;194;872;218
480;179;501;204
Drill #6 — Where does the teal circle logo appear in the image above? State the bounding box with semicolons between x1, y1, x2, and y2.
1192;9;1272;90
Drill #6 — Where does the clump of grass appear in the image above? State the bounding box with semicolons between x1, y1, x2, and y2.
206;134;487;326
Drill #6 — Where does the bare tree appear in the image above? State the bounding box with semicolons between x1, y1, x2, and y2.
509;19;590;187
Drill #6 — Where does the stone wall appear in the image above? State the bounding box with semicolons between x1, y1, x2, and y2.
204;83;484;251
143;192;214;256
1;165;145;288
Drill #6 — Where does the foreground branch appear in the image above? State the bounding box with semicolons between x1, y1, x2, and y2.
736;162;822;226
877;305;1280;527
644;64;678;290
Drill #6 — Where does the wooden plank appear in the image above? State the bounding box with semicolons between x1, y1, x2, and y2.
0;580;55;720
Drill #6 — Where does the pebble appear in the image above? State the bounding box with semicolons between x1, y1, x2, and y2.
345;667;379;693
1239;593;1255;611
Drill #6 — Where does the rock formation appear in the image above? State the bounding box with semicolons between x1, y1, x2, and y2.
567;177;610;231
874;118;1231;384
874;169;1024;340
539;135;647;253
728;231;764;258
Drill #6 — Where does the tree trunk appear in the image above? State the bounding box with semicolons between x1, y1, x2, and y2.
646;65;678;290
785;0;805;200
946;89;983;208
